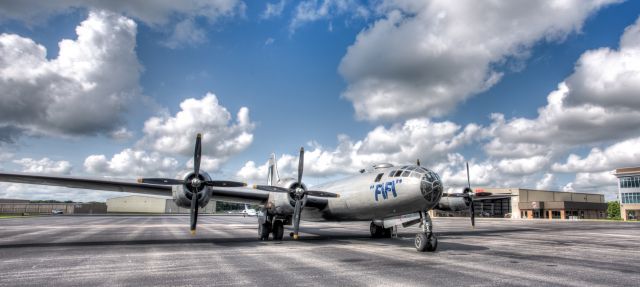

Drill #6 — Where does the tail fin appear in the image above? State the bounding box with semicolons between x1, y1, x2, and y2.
267;153;280;186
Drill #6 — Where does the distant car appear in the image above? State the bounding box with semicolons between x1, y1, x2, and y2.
51;209;63;215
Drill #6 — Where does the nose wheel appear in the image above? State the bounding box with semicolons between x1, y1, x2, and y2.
415;211;437;252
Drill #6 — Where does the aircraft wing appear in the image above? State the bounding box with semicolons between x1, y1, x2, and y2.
0;171;172;196
0;171;273;203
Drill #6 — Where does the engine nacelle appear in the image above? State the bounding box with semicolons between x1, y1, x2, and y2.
172;171;213;208
267;178;307;215
436;196;470;212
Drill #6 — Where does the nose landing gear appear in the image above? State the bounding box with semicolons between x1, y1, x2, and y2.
415;211;437;252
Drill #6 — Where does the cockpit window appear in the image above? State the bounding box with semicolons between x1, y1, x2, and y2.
394;170;403;177
410;172;422;178
407;166;417;171
425;172;435;182
374;173;384;182
401;170;411;177
388;170;396;177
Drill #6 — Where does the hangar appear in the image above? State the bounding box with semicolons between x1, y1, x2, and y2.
0;198;106;215
437;188;607;220
106;195;217;214
615;166;640;221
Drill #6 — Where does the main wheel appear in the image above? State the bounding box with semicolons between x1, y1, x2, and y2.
370;222;383;238
272;220;284;240
415;233;437;252
258;222;271;241
426;234;438;252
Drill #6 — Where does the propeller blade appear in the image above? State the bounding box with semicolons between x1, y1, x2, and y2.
306;190;340;198
252;185;291;193
470;199;475;228
194;133;202;178
297;147;304;184
205;180;247;187
292;198;303;239
137;178;184;185
416;159;420;166
190;190;199;235
466;162;471;189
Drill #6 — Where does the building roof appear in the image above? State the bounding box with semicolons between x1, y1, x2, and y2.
614;167;640;177
107;194;172;200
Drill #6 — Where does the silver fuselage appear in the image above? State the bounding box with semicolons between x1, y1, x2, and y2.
296;165;443;221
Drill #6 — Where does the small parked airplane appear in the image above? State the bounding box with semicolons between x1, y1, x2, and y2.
0;134;498;252
241;204;257;216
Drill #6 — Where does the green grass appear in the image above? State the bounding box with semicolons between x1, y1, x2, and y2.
0;214;36;219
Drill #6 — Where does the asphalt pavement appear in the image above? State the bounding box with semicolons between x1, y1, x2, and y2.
1;215;639;286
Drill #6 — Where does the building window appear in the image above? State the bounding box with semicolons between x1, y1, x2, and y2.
620;176;640;188
622;192;640;204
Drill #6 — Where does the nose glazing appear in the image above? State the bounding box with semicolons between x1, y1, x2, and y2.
420;171;443;203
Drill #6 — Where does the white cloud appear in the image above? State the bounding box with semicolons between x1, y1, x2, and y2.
536;173;556;190
339;0;618;121
262;0;287;19
290;0;370;33
13;158;72;174
264;37;275;46
85;92;254;177
552;137;640;173
84;149;179;177
162;18;207;49
139;93;254;158
488;17;640;149
0;0;245;26
236;118;482;182
497;156;550;176
0;1;245;49
0;10;140;138
564;171;618;199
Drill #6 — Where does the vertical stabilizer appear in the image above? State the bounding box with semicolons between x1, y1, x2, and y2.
267;153;280;186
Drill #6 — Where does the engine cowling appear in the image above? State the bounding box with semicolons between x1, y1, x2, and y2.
172;171;213;208
436;196;470;212
267;178;307;215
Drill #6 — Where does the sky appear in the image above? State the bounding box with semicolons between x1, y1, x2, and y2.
1;0;639;202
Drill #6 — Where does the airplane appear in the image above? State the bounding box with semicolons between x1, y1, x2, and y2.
241;204;257;216
0;134;498;252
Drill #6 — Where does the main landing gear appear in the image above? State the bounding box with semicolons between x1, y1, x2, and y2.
258;211;286;241
369;222;393;238
415;211;437;252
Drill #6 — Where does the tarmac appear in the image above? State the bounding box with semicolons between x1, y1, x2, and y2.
1;215;639;286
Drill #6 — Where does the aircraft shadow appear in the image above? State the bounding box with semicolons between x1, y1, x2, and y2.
0;227;532;250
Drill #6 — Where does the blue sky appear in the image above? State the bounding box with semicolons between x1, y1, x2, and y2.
1;1;640;201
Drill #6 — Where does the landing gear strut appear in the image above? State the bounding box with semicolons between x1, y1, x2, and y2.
415;211;437;252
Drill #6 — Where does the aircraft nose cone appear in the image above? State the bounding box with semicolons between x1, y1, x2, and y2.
421;179;443;203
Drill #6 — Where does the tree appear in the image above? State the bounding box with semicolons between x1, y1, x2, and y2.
607;201;621;219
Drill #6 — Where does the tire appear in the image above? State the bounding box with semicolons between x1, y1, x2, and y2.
426;234;438;252
415;233;428;252
383;227;393;238
258;222;271;241
370;222;383;238
416;233;437;252
272;220;284;241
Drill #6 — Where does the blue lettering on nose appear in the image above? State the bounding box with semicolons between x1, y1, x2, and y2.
371;181;398;201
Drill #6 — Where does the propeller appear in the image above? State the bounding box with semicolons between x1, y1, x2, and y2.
464;162;475;227
137;134;247;235
252;147;339;239
416;159;421;166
